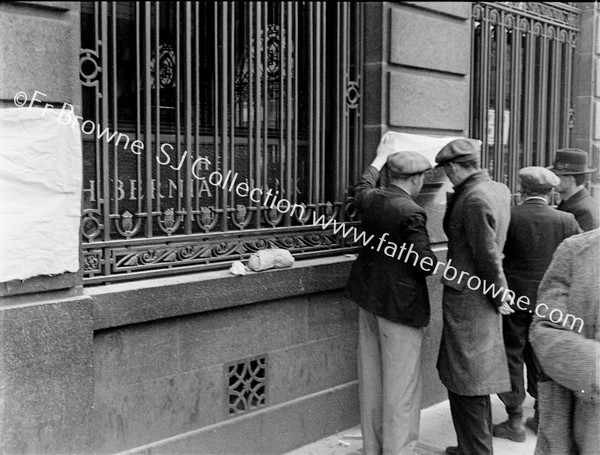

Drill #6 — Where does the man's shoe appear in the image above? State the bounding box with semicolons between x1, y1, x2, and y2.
493;418;526;442
525;416;538;434
445;447;459;455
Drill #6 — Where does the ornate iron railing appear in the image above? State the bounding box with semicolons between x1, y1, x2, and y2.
80;2;363;284
470;2;580;193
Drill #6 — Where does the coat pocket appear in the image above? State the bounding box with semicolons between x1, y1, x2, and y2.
390;281;429;323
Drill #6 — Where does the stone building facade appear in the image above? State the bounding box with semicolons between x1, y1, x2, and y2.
0;2;597;454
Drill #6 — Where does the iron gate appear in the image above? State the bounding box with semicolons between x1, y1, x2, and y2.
470;2;580;193
80;2;364;284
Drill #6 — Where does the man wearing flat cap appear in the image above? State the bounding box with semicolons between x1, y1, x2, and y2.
434;138;514;455
550;148;599;232
345;133;438;455
493;167;580;443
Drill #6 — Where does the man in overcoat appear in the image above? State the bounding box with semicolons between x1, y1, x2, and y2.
434;139;514;455
493;167;581;442
550;148;599;232
530;228;600;455
345;133;438;455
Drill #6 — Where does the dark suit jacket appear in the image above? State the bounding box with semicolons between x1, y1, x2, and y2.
503;198;581;309
558;187;599;232
344;166;437;327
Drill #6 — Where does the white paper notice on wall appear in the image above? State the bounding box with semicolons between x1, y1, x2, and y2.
0;107;82;282
381;132;476;166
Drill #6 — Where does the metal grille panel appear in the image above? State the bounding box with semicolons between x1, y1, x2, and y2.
470;2;580;193
80;2;363;284
227;356;267;417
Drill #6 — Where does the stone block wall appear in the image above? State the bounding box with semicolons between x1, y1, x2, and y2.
363;2;472;163
0;3;91;454
0;2;81;110
89;259;359;454
0;1;82;296
572;2;600;196
2;2;597;454
0;292;94;454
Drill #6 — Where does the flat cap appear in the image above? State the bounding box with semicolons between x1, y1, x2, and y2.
387;151;432;176
435;139;481;167
519;166;560;192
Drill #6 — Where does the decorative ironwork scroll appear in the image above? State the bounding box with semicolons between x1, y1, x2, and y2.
80;2;363;284
492;2;580;29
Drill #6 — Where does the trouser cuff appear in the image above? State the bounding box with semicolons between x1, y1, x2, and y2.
506;406;523;418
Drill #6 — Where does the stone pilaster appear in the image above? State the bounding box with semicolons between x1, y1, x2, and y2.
573;2;600;196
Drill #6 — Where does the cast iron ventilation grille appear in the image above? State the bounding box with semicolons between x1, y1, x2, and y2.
227;355;267;416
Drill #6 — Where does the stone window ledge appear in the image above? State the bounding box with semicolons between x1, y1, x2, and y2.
87;255;355;330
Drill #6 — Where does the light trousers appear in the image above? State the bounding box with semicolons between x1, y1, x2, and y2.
358;307;424;455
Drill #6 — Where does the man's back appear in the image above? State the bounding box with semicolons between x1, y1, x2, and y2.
530;228;600;454
357;184;431;281
558;187;599;232
504;200;580;283
434;139;514;455
345;167;436;327
437;170;512;396
443;172;511;294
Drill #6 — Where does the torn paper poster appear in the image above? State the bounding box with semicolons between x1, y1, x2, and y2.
380;131;476;166
0;107;82;282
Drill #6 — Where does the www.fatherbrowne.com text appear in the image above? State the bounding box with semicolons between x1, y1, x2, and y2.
16;90;584;333
311;210;584;334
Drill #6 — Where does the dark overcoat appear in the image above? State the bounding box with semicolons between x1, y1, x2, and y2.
557;187;599;232
345;166;438;327
503;198;581;307
437;170;512;396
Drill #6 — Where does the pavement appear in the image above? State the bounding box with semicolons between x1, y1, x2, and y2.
286;394;537;455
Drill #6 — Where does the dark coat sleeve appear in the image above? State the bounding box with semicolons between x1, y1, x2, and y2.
565;212;583;237
402;211;438;276
353;166;379;211
573;203;599;232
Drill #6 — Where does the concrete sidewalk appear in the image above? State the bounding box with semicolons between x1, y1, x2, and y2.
286;395;537;455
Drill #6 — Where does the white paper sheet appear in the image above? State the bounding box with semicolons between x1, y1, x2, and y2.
0;107;82;282
381;132;476;166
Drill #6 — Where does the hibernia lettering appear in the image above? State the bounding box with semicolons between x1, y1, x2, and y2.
208;170;307;220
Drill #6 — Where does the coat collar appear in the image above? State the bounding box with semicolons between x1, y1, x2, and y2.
452;170;491;195
558;187;590;211
563;187;590;204
381;184;411;199
443;170;491;233
522;197;548;206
